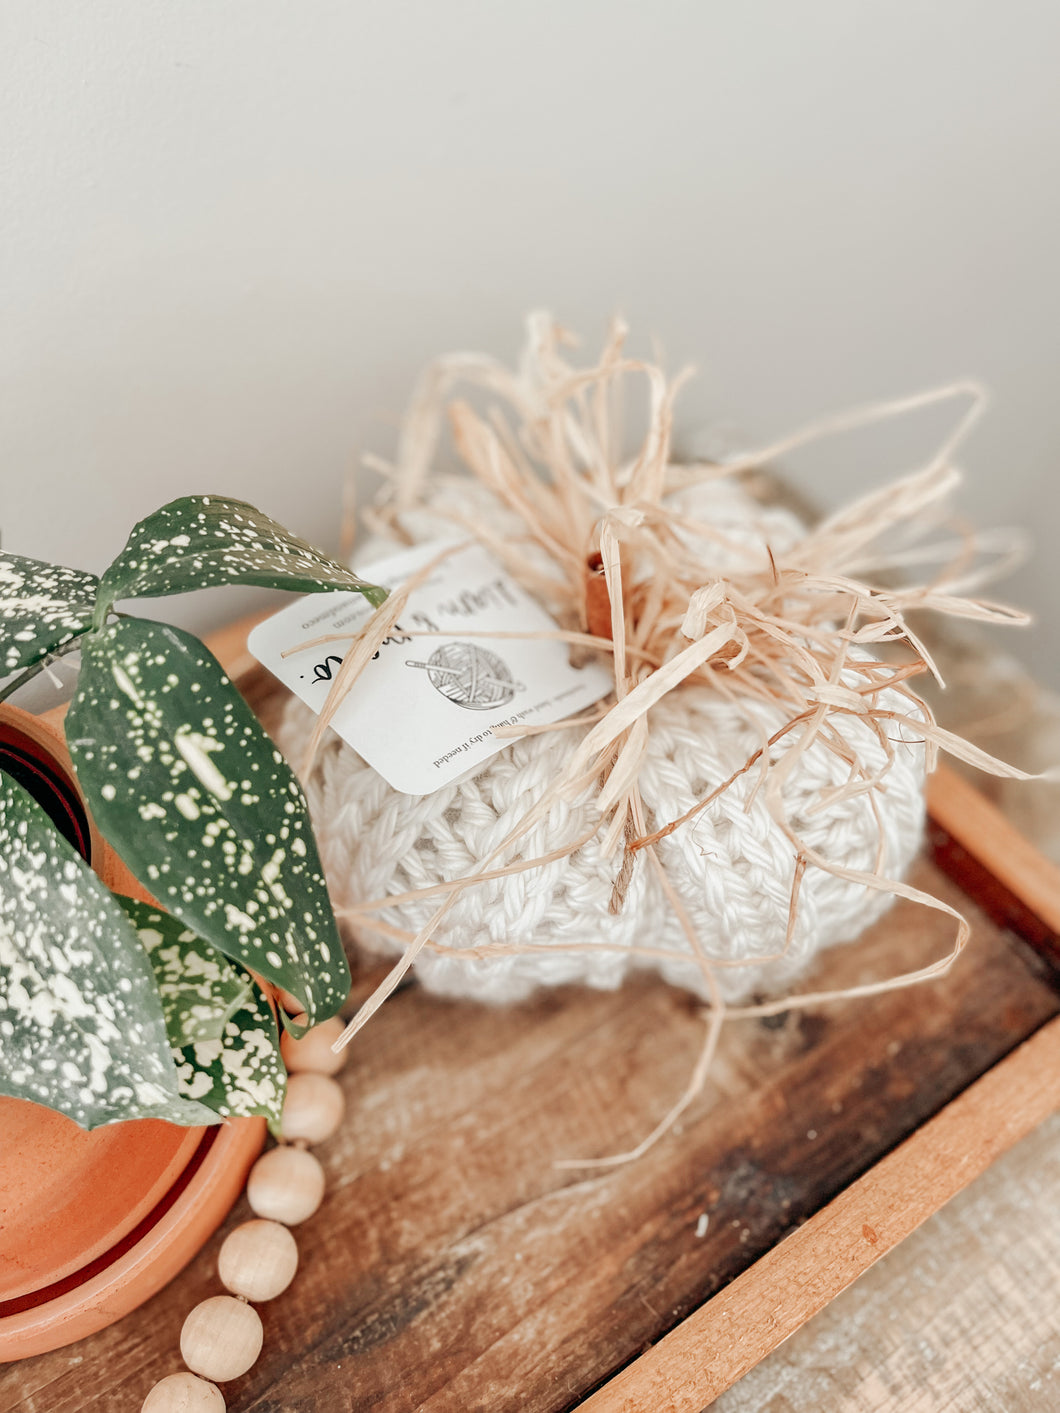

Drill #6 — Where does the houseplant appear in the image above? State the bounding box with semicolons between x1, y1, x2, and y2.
0;495;386;1357
0;493;385;1132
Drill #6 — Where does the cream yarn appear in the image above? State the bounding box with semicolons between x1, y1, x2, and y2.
277;478;927;1006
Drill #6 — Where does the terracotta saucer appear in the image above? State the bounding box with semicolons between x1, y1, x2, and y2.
0;1099;203;1302
0;1108;264;1361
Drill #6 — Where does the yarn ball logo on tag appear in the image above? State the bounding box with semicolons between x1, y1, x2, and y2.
404;643;525;711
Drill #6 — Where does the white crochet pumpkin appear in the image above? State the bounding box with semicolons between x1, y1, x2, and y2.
277;476;926;1006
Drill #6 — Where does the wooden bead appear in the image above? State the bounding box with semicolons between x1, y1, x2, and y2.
218;1219;299;1301
246;1145;325;1225
141;1373;225;1411
280;1072;346;1144
280;1015;349;1075
180;1295;263;1383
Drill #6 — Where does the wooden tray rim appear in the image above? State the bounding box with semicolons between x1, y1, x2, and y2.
578;765;1060;1411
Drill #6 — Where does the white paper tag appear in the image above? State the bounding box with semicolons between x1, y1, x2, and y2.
248;540;613;795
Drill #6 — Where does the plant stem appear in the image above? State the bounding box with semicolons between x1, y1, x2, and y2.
0;613;165;708
0;633;91;706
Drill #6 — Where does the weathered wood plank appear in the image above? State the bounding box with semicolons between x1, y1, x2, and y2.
580;1013;1060;1413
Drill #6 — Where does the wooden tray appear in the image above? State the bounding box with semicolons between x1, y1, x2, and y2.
4;624;1059;1412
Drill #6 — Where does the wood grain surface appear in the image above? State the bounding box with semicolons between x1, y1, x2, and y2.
4;643;1059;1412
579;1012;1060;1413
3;849;1057;1412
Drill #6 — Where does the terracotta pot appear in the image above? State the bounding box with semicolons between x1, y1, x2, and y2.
0;704;265;1362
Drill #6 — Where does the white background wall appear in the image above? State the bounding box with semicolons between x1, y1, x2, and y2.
3;2;1059;683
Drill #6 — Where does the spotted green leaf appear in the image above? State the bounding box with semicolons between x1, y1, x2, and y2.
0;553;99;675
66;617;351;1027
96;495;387;619
118;895;283;1124
117;896;255;1046
0;767;216;1129
172;983;286;1128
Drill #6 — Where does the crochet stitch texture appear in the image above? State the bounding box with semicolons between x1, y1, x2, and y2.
277;477;926;1005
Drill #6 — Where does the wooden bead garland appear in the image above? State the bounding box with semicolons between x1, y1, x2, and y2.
280;1014;348;1075
180;1296;263;1382
246;1144;326;1225
218;1220;299;1302
140;1372;226;1412
279;1071;346;1144
140;1010;349;1411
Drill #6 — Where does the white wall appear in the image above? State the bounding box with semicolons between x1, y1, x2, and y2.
4;2;1059;683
